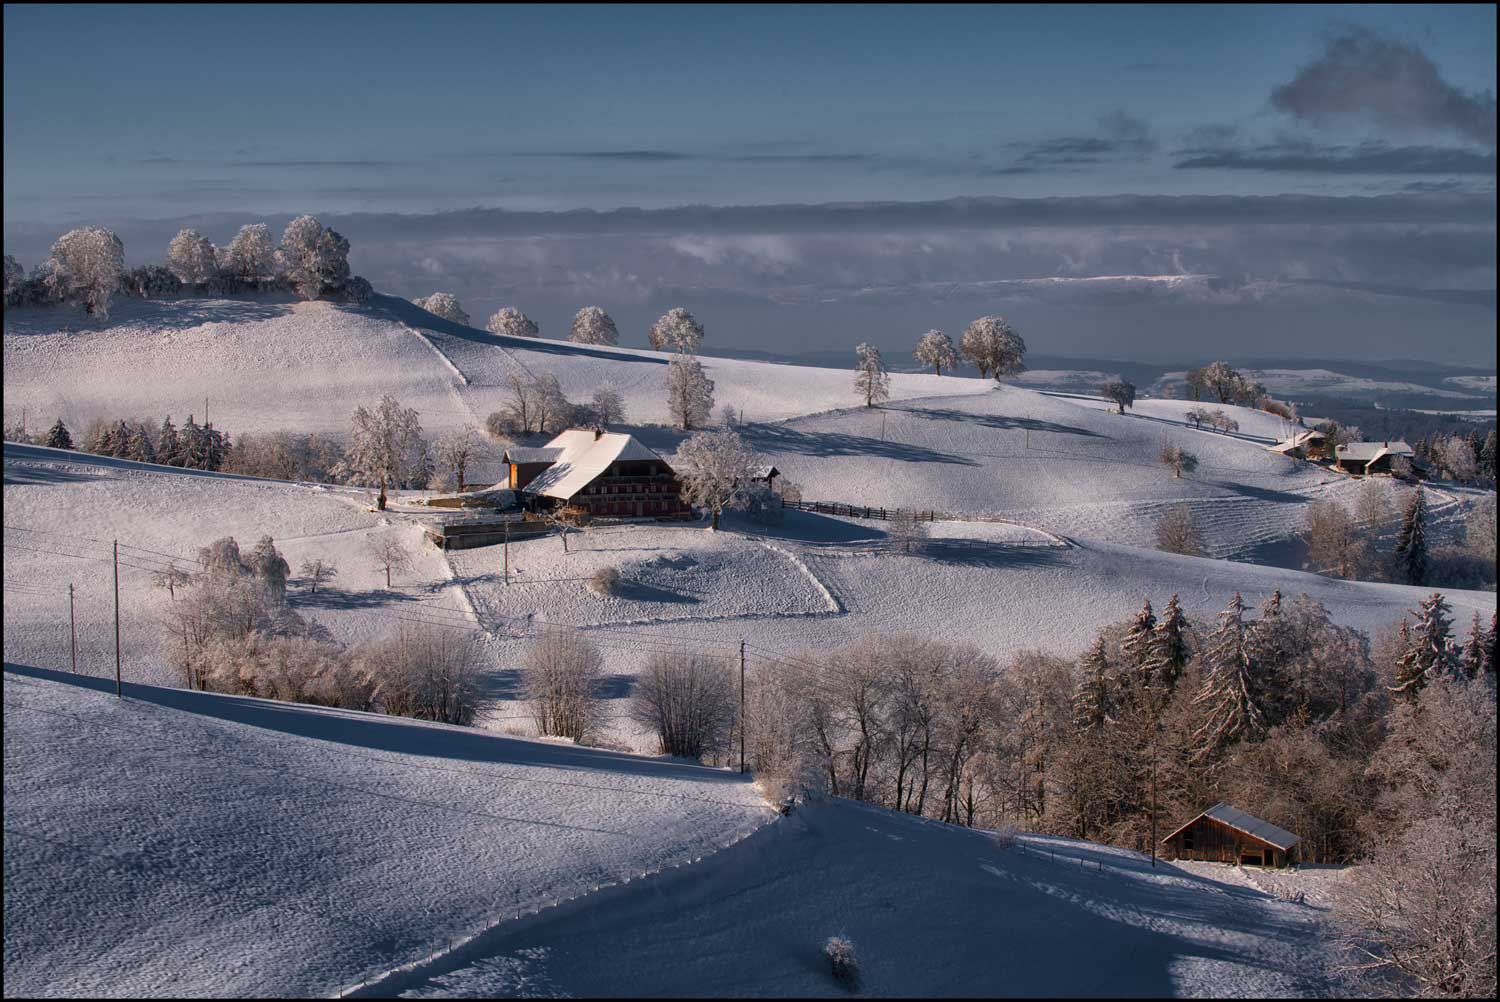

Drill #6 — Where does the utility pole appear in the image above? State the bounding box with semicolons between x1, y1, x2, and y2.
503;518;510;586
1150;721;1159;868
69;583;77;673
112;540;122;697
739;640;746;775
880;411;887;441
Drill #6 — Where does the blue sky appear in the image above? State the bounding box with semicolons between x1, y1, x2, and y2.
3;5;1495;362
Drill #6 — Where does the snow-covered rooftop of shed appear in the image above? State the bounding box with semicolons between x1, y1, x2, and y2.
1161;802;1302;850
523;430;667;500
504;447;564;464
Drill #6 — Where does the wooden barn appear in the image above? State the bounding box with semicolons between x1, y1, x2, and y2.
1333;440;1415;476
1160;802;1301;868
1267;428;1329;462
502;429;691;519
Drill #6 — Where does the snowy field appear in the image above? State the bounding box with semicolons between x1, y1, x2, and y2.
1;666;771;998
7;444;1492;752
372;798;1339;998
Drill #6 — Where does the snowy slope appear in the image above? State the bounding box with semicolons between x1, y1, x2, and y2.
373;797;1339;998
1;665;771;998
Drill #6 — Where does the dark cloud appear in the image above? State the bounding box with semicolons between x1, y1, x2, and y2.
1011;109;1158;167
1174;140;1496;174
1270;27;1497;147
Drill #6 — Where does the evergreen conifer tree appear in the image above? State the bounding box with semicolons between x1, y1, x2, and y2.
44;419;74;450
1072;638;1114;733
1393;489;1428;585
1390;593;1458;701
1191;593;1265;762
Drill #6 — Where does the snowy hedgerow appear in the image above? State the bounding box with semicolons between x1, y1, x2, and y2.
568;306;618;346
674;428;759;530
487;306;539;339
166;229;220;285
121;264;183;299
1101;380;1136;414
630;651;737;759
823;936;858;985
666;354;716;430
48;226;125;317
222;223;277;283
959;315;1026;382
524;630;604;741
360;623;484;725
913;329;958;375
1154;503;1205;557
278;215;351;299
647;307;704;353
854;342;890;408
413;292;469;326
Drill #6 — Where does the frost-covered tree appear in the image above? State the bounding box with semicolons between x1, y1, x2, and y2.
1390;593;1458;702
1465;494;1496;564
913;329;957;376
648;307;704;353
666;354;715;430
48;226;125;317
1183;367;1207;401
524;629;603;742
674;428;758;529
1202;361;1244;404
1300;500;1370;580
486;306;539;339
959;316;1026;382
342;395;429;508
1120;599;1157;689
887;509;929;553
1071;638;1114;733
1144;594;1190;694
122;264;182;299
1459;611;1493;681
124;423;156;464
630;651;737;759
3;254;23;303
591;384;625;428
278;215;350;299
44;419;74;450
1434;435;1479;482
1154;503;1205;556
853;342;890;408
1393;488;1428;585
223;223;276;283
166;229;219;285
1191;593;1266;762
1101;380;1136;414
246;535;291;605
413;292;469;326
568;306;618;346
157;415;183;467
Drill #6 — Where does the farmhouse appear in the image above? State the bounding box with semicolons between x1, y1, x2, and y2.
502;429;690;518
1267;428;1328;461
1160;802;1301;868
1333;440;1415;476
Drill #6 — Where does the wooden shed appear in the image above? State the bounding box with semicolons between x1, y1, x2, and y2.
1160;802;1301;868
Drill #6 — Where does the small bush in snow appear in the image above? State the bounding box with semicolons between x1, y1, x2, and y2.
631;651;737;760
487;306;539;339
1154;503;1206;557
990;823;1018;849
823;935;858;985
588;565;622;596
524;629;603;741
121;264;182;299
414;292;469;326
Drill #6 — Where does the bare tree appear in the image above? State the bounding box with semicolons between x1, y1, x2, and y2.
365;530;413;589
1301;500;1372;580
631;651;737;760
341;395;429;508
151;561;191;600
1101;380;1136;414
666;355;716;430
591;384;625;428
523;629;603;741
360;622;484;725
1159;444;1199;478
299;558;338;594
434;425;483;491
959;316;1026;382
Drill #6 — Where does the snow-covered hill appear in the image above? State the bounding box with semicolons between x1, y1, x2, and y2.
369;796;1339;998
1;665;770;998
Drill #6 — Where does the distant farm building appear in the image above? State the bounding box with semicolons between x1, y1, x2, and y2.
1160;802;1301;868
503;429;690;519
750;464;780;490
1267;428;1329;461
1333;440;1415;476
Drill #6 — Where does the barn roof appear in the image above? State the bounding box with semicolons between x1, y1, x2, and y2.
1160;802;1302;850
1335;440;1413;463
522;429;667;501
503;447;563;464
1267;428;1326;454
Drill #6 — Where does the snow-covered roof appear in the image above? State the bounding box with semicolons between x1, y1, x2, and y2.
504;447;563;464
1267;429;1327;454
1335;440;1413;463
1161;802;1302;850
751;465;780;479
522;429;668;500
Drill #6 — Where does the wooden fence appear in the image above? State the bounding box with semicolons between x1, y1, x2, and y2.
780;499;1072;547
